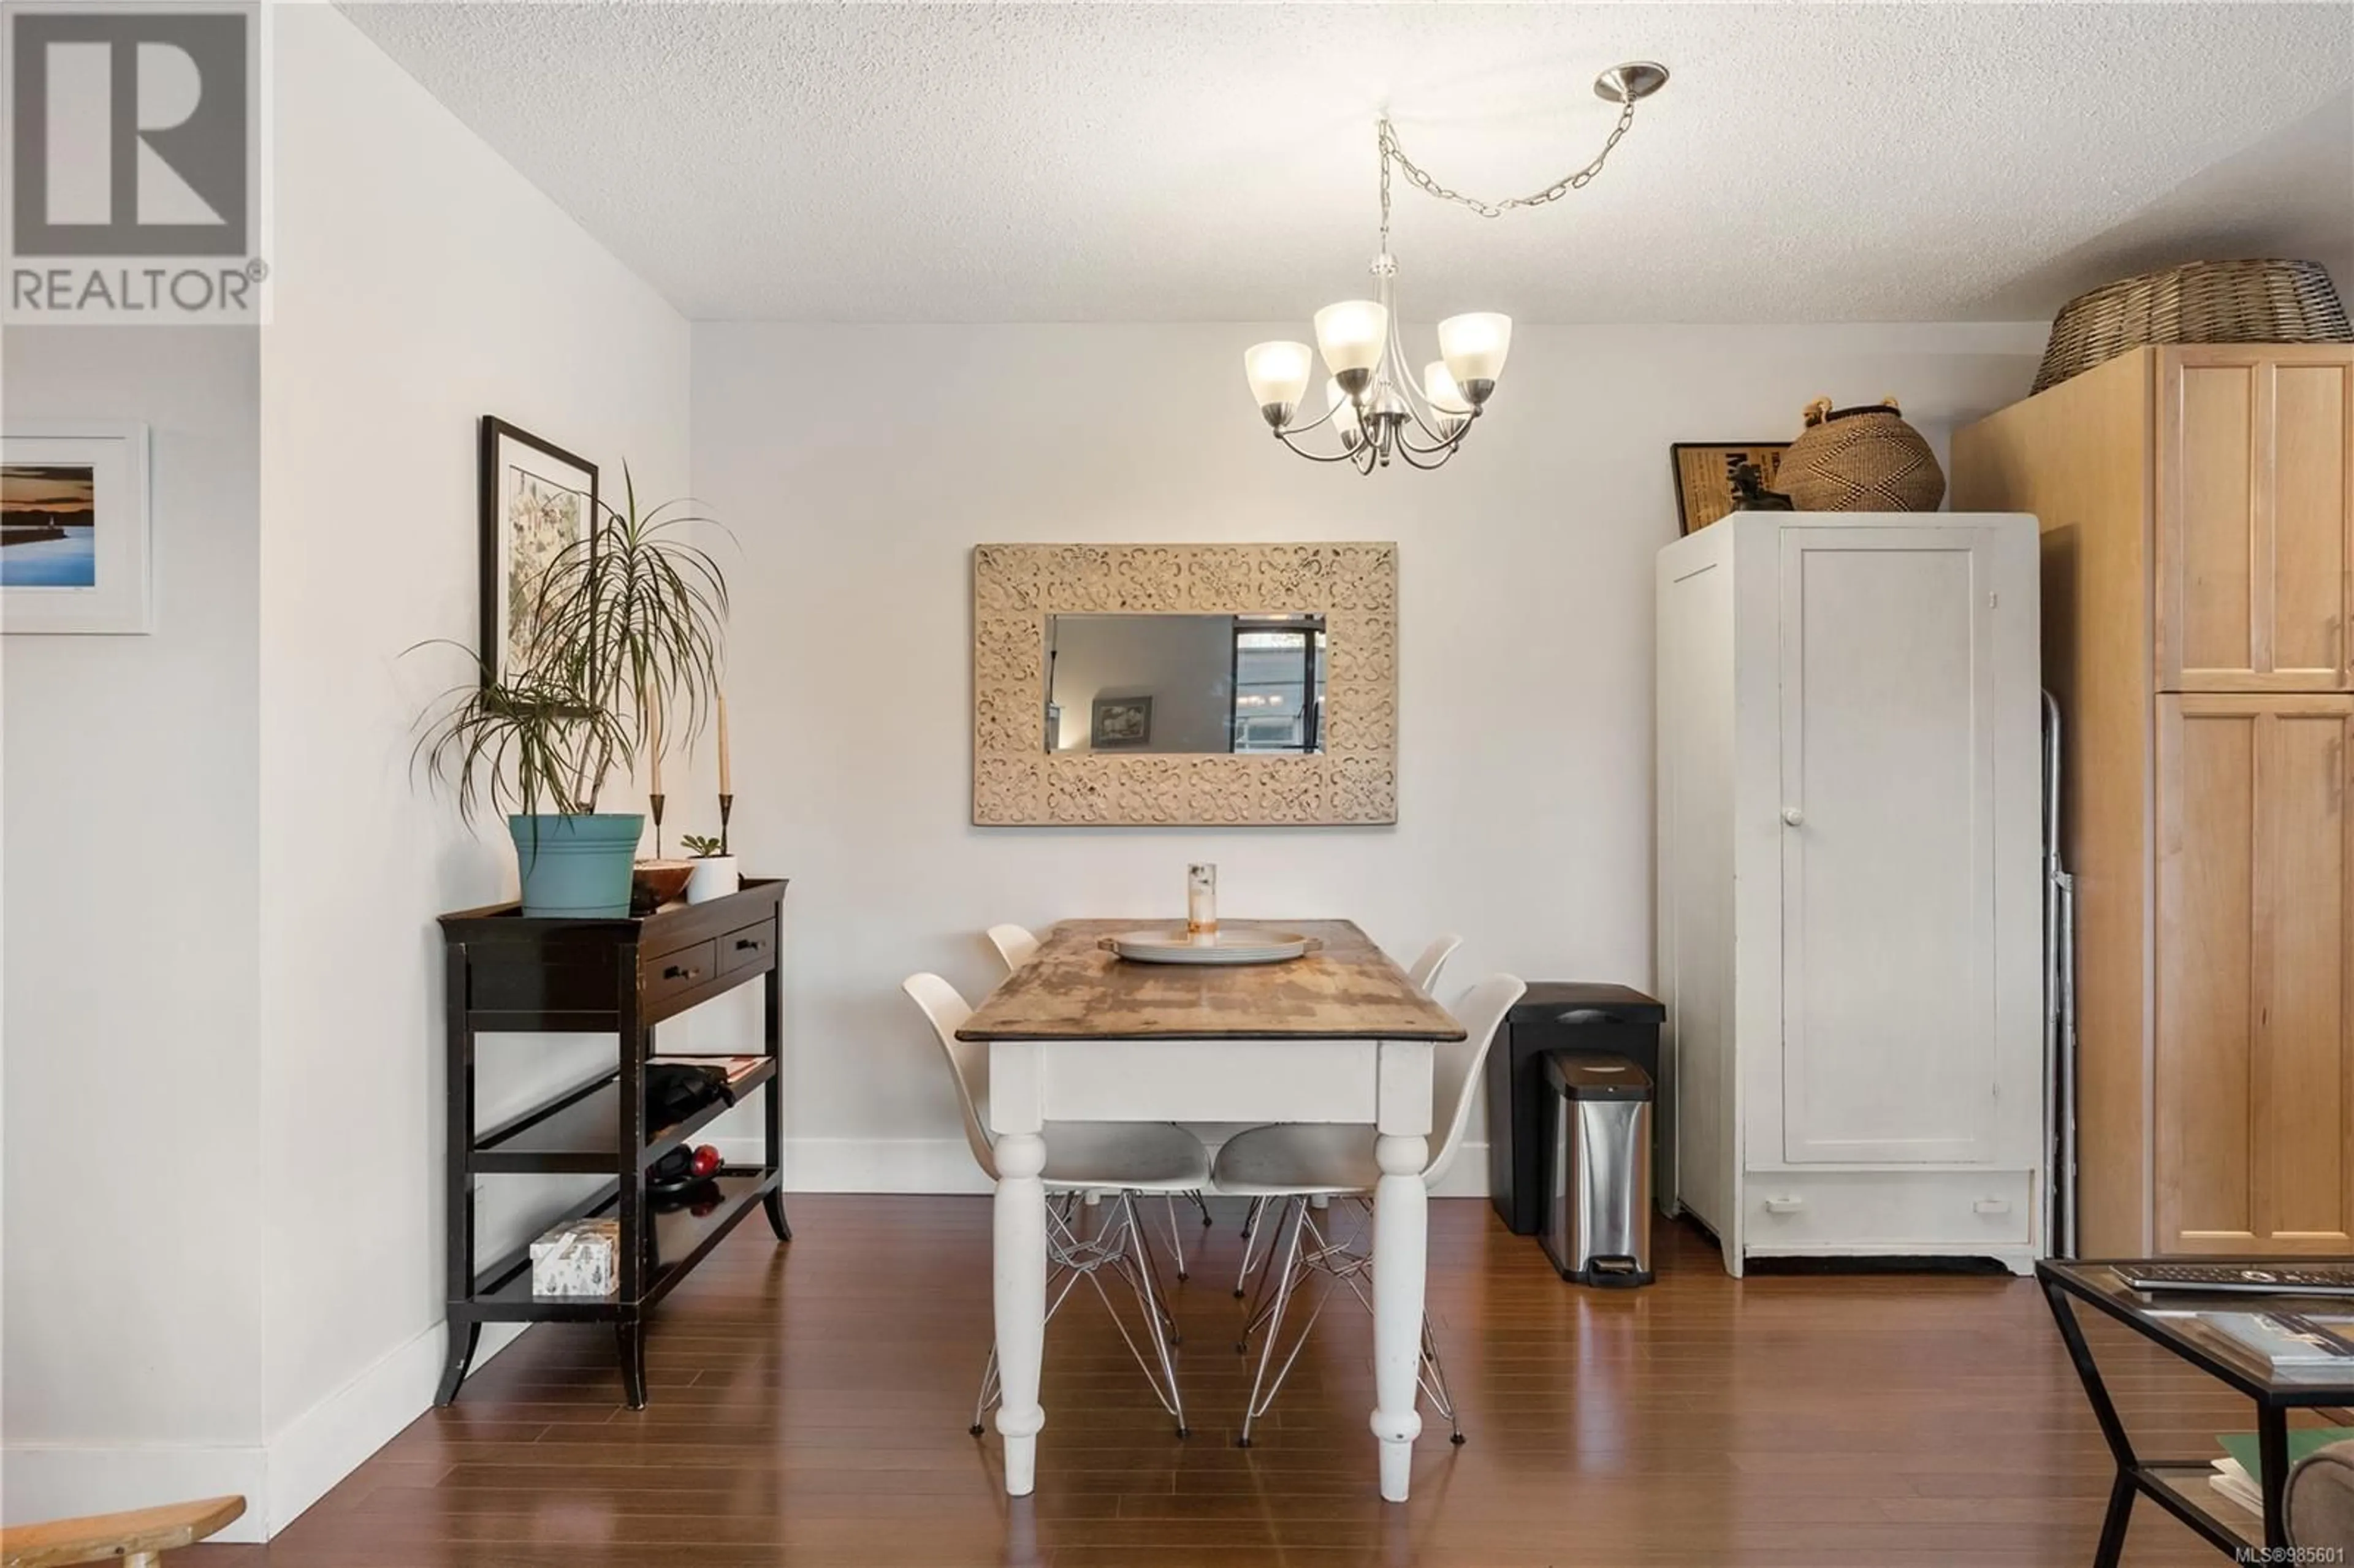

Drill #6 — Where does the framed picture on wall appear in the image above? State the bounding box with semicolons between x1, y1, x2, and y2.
2;421;151;634
1091;695;1152;749
1669;441;1790;535
479;416;598;684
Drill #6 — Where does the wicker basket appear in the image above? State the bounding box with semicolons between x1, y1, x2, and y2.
1778;397;1946;513
2034;259;2351;393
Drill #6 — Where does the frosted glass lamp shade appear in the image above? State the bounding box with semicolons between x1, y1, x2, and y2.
1422;360;1471;415
1314;300;1388;384
1327;377;1363;449
1243;340;1314;425
1438;312;1512;400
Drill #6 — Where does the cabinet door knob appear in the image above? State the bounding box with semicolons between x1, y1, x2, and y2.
1763;1195;1805;1214
1781;806;1805;828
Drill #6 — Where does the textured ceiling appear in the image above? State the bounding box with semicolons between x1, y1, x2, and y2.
339;2;2353;324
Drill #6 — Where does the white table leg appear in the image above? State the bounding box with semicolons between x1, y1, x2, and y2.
1370;1131;1429;1502
989;1041;1047;1496
992;1132;1047;1494
1371;1035;1435;1502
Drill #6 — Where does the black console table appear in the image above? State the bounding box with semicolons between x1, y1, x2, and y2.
435;877;790;1407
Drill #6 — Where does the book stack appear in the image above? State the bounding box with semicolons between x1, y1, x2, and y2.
648;1054;766;1088
2203;1309;2354;1382
2207;1426;2353;1517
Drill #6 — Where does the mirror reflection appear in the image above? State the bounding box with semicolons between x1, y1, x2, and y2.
1045;614;1327;755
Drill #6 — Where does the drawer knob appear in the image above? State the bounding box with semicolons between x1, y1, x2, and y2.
734;937;761;951
663;964;701;982
1973;1197;2010;1215
1763;1195;1805;1214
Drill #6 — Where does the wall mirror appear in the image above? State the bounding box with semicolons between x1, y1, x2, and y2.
973;543;1396;826
1046;614;1327;756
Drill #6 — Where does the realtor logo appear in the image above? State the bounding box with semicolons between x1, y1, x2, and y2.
4;4;265;321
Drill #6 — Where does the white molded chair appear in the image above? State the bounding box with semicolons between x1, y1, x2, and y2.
902;972;1209;1437
1405;933;1464;992
1211;972;1527;1448
985;923;1041;971
985;923;1214;1276
1231;932;1468;1297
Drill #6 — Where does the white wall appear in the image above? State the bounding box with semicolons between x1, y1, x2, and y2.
690;321;2045;1193
247;4;690;1536
1;326;266;1517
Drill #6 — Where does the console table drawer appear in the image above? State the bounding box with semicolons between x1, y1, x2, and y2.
717;921;774;978
642;940;717;1007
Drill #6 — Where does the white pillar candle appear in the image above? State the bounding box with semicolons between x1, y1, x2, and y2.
717;691;733;795
1187;863;1217;942
647;701;663;795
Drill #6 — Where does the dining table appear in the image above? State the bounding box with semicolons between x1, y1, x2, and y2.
955;918;1467;1502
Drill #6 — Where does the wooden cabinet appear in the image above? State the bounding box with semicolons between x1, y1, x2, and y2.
2155;694;2354;1254
1657;512;2045;1276
2160;348;2354;691
1956;344;2354;1258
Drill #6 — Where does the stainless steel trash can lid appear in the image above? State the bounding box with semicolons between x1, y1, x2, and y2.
1543;1050;1653;1099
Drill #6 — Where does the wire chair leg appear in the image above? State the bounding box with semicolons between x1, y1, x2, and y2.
1236;1203;1290;1352
1190;1189;1214;1227
1233;1195;1269;1298
1162;1193;1190;1282
1420;1317;1464;1445
970;1343;1000;1436
1238;1197;1309;1448
1119;1193;1190;1437
1130;1191;1184;1345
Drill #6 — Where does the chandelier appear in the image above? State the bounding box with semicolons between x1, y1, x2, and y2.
1242;63;1669;473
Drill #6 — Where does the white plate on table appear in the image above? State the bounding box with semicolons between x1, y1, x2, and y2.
1103;928;1320;965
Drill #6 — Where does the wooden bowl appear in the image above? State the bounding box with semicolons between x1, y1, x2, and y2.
631;859;695;910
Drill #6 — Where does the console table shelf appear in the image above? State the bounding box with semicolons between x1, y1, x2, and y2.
466;1170;780;1320
436;877;790;1407
473;1057;778;1174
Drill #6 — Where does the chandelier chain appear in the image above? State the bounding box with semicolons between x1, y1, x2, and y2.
1376;92;1640;237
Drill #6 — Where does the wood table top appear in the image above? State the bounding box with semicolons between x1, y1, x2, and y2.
955;919;1466;1042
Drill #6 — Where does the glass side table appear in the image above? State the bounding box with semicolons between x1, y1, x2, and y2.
2040;1259;2354;1564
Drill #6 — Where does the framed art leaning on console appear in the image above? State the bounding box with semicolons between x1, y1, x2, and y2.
479;416;598;684
972;542;1398;826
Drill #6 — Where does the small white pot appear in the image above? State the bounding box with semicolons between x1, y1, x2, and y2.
685;854;740;905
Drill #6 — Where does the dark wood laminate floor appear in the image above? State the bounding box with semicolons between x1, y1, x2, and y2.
183;1196;2306;1566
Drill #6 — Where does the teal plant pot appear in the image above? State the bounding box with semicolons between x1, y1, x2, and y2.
508;813;646;917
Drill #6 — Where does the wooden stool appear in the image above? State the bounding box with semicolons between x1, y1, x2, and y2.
1;1495;244;1567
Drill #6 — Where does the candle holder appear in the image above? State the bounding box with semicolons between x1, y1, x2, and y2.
718;793;734;857
649;791;667;859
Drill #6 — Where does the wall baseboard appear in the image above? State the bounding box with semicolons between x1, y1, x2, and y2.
1;1444;271;1542
712;1135;1495;1200
263;1318;525;1535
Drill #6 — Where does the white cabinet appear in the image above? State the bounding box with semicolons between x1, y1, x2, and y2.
1657;513;2044;1276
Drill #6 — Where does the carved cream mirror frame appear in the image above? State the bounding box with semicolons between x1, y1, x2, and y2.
972;543;1398;826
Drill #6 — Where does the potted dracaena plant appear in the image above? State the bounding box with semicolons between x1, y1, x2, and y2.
416;471;728;916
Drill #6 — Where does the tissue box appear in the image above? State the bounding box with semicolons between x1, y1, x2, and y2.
530;1217;620;1298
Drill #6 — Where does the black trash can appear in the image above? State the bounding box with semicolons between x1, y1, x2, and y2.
1484;983;1663;1235
1540;1052;1655;1287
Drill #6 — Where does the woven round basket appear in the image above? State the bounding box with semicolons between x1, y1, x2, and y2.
2034;259;2351;394
1778;397;1946;513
